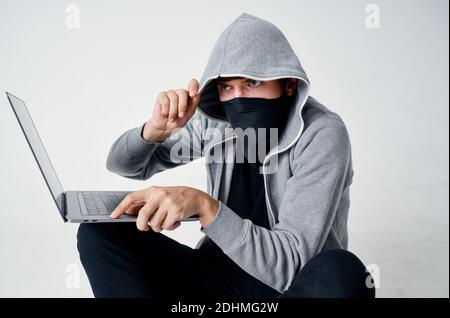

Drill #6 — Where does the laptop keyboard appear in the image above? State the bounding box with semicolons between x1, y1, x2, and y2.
78;192;129;216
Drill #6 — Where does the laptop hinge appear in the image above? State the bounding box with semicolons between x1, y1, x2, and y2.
61;192;68;223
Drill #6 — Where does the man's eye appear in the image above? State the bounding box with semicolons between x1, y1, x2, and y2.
249;80;262;87
219;84;231;90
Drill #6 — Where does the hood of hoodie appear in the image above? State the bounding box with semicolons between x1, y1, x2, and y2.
197;12;310;153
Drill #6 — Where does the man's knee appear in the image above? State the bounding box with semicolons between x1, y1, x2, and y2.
77;223;108;255
313;249;375;298
286;249;376;298
77;223;132;257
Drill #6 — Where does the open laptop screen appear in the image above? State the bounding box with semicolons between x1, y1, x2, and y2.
6;92;65;219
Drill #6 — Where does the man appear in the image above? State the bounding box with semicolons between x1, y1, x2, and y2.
77;12;375;298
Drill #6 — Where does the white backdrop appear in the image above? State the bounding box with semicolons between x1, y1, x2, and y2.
0;0;448;297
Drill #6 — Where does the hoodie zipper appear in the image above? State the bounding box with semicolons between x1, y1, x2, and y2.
205;134;237;199
199;74;310;227
261;77;310;227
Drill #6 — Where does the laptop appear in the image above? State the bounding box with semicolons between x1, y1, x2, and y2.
6;92;200;223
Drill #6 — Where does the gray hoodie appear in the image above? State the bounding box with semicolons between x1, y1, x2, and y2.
106;12;354;294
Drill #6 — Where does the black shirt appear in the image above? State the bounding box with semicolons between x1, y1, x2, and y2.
196;139;275;293
198;149;271;255
226;155;271;230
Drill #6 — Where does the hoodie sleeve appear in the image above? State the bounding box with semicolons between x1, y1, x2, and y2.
106;110;205;180
201;118;352;293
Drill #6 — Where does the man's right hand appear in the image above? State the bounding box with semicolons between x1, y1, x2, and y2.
142;78;202;143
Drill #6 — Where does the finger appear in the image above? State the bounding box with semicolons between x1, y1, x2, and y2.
148;209;168;233
190;93;201;111
111;190;147;218
124;202;146;215
186;79;201;118
187;78;200;97
161;209;182;231
161;211;176;231
185;93;201;119
158;92;170;118
175;89;189;119
167;90;179;122
136;201;158;231
166;221;181;231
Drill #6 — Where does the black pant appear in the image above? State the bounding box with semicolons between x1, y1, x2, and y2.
77;223;375;298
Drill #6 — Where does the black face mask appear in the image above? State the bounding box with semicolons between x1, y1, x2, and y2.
221;94;293;163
